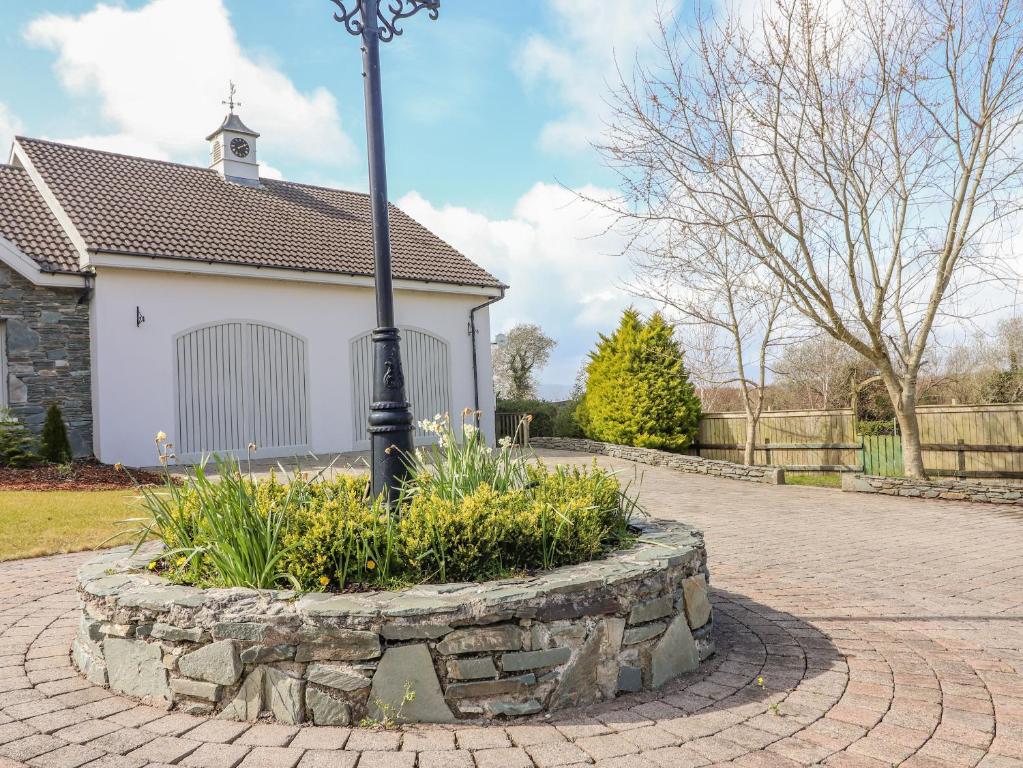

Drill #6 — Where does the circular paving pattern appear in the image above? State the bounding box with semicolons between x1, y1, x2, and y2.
1;449;1021;768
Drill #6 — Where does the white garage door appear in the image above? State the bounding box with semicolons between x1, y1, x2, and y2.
351;328;451;448
175;321;310;458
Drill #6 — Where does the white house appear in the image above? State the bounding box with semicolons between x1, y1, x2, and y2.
0;110;505;467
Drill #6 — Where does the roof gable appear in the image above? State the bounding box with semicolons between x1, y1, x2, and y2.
13;137;503;290
0;164;81;274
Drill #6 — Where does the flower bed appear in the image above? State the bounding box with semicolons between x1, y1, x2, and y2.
73;518;713;723
132;416;638;592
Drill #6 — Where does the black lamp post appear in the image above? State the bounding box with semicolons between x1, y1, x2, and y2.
329;0;440;503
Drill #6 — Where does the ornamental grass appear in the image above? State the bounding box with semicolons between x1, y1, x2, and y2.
123;414;639;591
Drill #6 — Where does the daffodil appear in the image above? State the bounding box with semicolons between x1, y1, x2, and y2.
155;431;167;443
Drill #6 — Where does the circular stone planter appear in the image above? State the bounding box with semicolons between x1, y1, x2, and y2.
72;520;714;724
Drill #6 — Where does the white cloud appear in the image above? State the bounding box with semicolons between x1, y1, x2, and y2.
24;0;356;168
516;0;667;153
0;103;23;160
399;183;642;386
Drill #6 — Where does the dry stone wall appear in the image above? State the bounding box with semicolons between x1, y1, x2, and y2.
532;437;785;485
73;520;714;724
842;473;1023;505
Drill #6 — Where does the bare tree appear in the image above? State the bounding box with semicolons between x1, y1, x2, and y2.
630;228;784;464
493;324;557;400
772;335;864;410
601;0;1023;477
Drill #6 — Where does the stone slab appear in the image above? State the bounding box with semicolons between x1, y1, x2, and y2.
178;641;242;686
650;613;699;688
368;643;455;724
103;638;171;705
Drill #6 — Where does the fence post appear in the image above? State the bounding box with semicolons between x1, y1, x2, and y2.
764;437;772;466
956;437;966;478
523;416;530;448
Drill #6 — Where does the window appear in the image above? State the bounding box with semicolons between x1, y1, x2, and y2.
0;320;7;409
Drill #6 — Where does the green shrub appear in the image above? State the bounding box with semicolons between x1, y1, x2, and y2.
578;309;701;451
128;420;639;591
0;409;38;468
857;419;897;436
497;398;556;436
40;404;72;464
552;400;585;437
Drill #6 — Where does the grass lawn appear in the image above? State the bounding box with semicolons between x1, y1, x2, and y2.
785;472;842;488
0;490;140;562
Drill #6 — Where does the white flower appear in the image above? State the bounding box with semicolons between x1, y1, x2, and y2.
463;423;478;439
155;431;167;443
499;436;513;449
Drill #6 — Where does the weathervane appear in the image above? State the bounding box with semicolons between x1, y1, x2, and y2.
223;81;241;114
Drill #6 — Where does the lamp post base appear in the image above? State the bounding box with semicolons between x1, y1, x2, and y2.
368;326;415;503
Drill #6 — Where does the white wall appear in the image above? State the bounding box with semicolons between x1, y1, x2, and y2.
91;267;496;467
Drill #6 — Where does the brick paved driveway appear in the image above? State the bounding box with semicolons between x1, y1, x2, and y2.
1;450;1021;768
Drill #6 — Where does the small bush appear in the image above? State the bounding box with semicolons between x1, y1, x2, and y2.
40;404;72;464
497;398;557;436
0;409;38;468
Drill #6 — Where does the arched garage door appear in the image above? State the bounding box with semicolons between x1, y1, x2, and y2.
351;328;451;448
175;322;310;457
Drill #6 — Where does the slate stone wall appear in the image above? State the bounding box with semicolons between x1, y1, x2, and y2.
0;263;92;456
73;520;714;724
842;473;1023;505
533;437;785;485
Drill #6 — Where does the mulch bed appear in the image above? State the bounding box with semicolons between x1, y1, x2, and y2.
0;459;166;491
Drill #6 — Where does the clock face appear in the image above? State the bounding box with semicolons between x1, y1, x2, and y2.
230;137;250;158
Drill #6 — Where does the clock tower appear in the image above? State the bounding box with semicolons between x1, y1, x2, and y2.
207;83;260;184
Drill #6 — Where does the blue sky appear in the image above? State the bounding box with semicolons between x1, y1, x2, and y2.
0;0;664;396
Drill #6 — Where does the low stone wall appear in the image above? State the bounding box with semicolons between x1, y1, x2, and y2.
842;473;1023;505
532;437;785;485
73;520;714;724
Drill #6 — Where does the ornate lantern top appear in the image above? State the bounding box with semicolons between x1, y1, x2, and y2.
329;0;440;42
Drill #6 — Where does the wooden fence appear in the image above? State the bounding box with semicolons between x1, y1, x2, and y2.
697;409;860;471
699;403;1023;477
915;403;1023;478
502;402;1023;477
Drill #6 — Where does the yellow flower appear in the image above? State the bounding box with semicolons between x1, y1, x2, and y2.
757;676;765;687
155;431;167;443
148;561;157;571
175;556;186;567
114;462;123;472
318;576;330;587
366;560;376;571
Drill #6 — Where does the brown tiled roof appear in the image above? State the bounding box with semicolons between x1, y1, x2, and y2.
14;137;504;289
0;164;81;274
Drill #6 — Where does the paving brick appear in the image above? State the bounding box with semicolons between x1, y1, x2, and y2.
125;735;201;764
295;751;359;768
236;746;304;768
472;747;534;768
179;741;252;768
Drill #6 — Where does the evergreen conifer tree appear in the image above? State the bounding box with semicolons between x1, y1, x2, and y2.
40;403;72;464
577;309;701;451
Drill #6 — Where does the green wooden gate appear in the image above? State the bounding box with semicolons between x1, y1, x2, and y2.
861;435;904;476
